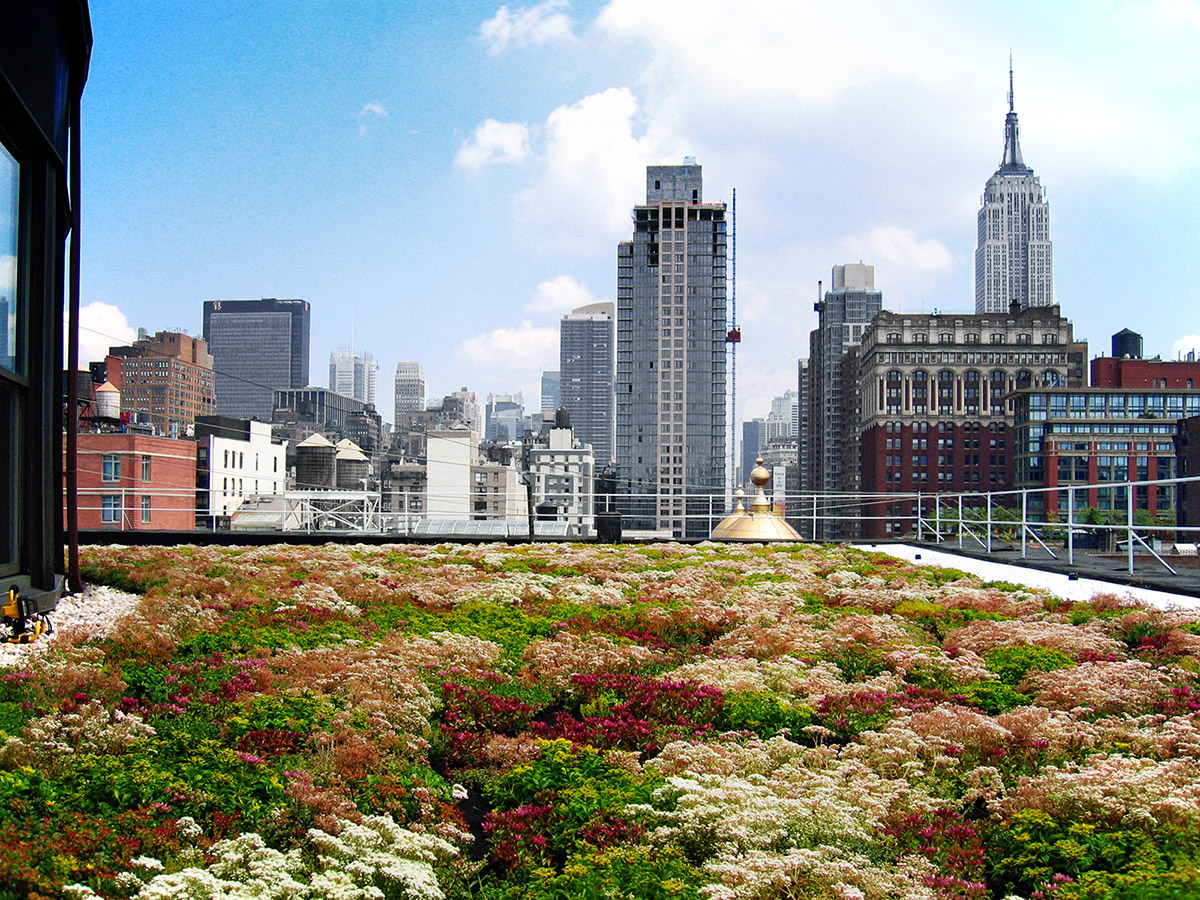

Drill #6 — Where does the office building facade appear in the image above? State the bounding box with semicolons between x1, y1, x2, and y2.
540;371;561;413
560;302;614;465
202;298;310;421
615;163;727;537
975;72;1053;314
393;361;426;427
806;264;883;533
485;392;526;442
329;349;378;407
1014;388;1194;522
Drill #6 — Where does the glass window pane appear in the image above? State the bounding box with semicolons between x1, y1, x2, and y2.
1;142;18;375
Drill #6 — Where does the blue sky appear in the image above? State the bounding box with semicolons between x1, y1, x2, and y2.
79;0;1200;425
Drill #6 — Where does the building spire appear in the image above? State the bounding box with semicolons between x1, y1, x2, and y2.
999;55;1029;172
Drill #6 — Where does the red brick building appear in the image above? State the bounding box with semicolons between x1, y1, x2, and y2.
1091;356;1200;390
104;331;215;435
853;306;1084;538
73;433;197;530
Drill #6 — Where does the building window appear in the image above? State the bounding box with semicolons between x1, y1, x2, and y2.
1016;333;1032;345
938;333;953;344
1042;334;1059;345
1;143;19;376
913;332;929;344
141;454;151;481
965;333;980;344
990;333;1006;344
102;454;121;482
101;495;121;523
141;495;151;523
886;333;901;344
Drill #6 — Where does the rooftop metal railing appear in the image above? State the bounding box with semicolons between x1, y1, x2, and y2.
75;475;1200;579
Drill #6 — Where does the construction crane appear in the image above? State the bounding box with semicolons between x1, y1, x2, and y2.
726;188;741;498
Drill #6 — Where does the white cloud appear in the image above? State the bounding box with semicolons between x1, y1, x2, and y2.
455;320;559;372
73;301;137;367
358;102;389;137
480;0;575;54
840;225;954;274
524;275;596;315
513;87;686;251
456;119;532;171
1174;335;1200;359
594;0;1200;182
736;361;801;424
0;254;14;299
596;0;956;107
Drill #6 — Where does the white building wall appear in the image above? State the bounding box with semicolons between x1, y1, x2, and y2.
426;430;474;519
202;421;287;519
529;427;595;536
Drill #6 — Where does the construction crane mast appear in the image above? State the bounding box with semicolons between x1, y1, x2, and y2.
726;189;741;498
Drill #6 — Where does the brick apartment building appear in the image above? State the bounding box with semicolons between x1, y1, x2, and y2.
105;331;215;435
74;433;197;530
853;305;1083;538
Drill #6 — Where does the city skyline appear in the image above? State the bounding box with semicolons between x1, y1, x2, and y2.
77;2;1200;425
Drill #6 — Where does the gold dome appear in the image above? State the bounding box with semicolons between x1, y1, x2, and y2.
709;460;801;542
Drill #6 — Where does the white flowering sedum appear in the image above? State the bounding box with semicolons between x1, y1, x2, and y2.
638;735;947;898
133;815;456;900
1;698;155;765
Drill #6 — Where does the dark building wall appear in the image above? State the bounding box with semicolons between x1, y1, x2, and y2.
741;419;763;487
1177;416;1200;530
1;1;91;599
203;298;310;420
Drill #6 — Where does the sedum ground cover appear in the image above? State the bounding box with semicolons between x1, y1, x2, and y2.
3;542;1200;900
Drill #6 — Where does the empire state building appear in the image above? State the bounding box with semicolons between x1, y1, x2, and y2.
974;69;1054;314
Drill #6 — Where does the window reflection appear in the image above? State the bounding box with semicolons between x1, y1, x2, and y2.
1;143;17;375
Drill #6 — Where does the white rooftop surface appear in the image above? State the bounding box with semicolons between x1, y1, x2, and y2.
860;543;1200;610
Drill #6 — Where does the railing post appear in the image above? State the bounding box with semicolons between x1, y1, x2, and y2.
986;493;993;553
1021;491;1028;559
916;492;922;541
1067;486;1074;566
1127;483;1135;576
935;495;940;540
812;494;817;542
958;495;964;549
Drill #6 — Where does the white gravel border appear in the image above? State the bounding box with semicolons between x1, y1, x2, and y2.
862;543;1200;609
1;584;142;666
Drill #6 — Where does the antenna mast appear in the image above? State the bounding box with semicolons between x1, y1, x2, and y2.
1008;51;1014;112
